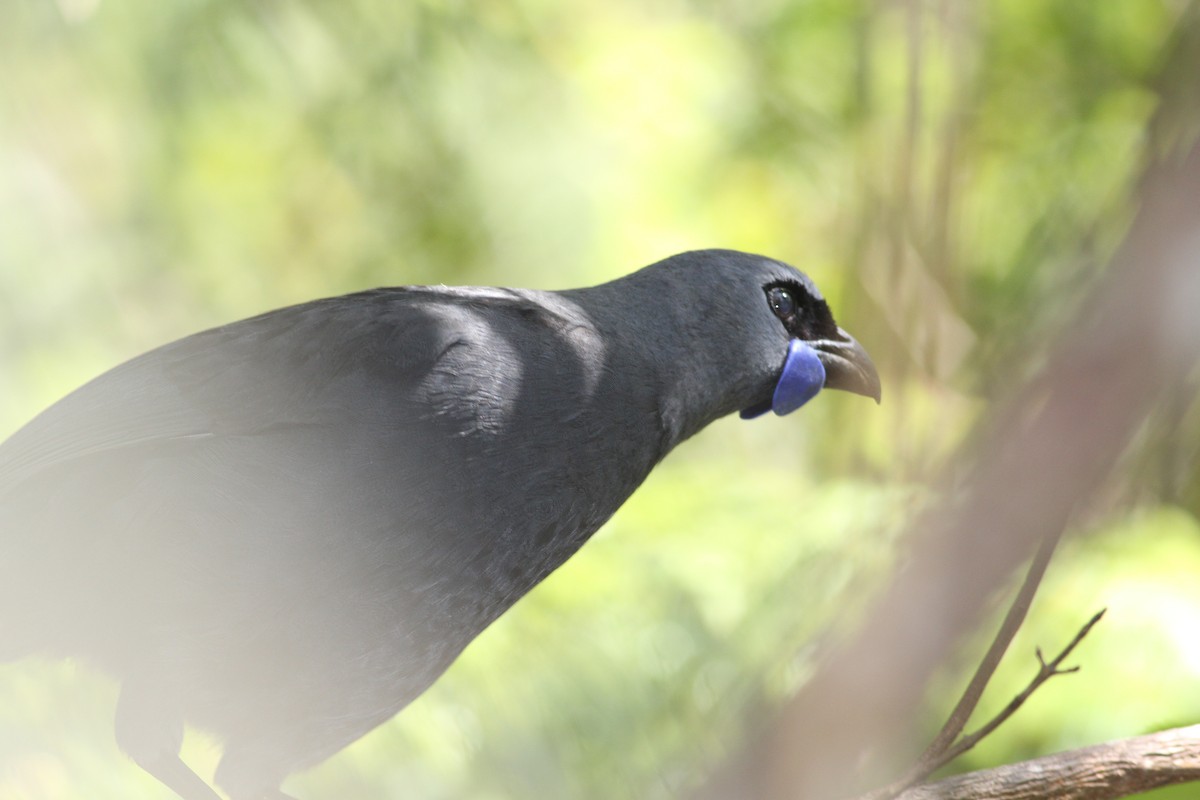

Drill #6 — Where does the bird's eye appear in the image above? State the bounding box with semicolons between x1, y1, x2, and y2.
767;287;797;320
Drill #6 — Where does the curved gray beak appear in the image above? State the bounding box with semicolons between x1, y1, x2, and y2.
811;328;882;403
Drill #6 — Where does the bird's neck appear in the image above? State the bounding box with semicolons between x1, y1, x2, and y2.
564;280;737;458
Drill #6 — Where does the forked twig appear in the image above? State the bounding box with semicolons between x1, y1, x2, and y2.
937;608;1105;767
861;531;1111;800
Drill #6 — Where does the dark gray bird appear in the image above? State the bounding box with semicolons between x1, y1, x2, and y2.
0;249;879;800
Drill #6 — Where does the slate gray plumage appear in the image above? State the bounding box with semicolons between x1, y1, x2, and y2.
0;249;879;800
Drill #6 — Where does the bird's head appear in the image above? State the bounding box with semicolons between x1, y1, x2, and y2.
729;261;881;419
607;249;880;431
569;249;880;449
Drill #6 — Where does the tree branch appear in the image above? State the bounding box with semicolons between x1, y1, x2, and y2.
890;724;1200;800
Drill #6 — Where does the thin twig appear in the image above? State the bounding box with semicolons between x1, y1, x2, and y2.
864;606;1104;800
920;533;1061;761
938;609;1105;766
865;533;1061;800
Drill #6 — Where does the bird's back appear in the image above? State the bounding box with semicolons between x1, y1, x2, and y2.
0;283;661;744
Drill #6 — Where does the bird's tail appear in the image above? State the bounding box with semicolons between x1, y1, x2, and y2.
1;492;136;667
0;504;62;662
0;509;31;661
0;542;24;663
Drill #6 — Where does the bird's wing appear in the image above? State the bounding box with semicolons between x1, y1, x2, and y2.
0;288;494;494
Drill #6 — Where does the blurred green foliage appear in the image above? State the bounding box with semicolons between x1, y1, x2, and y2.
1;0;1198;798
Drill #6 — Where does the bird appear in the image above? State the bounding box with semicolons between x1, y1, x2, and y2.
0;248;879;800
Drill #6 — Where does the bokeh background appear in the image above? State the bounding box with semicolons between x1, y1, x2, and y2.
2;1;1199;798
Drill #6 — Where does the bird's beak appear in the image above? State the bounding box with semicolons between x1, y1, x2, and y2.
810;328;882;403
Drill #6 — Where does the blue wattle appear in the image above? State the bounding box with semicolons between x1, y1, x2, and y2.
772;339;825;415
739;339;826;419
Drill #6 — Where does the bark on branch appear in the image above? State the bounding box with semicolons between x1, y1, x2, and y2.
891;724;1200;800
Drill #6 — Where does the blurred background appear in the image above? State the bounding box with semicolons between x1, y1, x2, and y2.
1;0;1198;798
